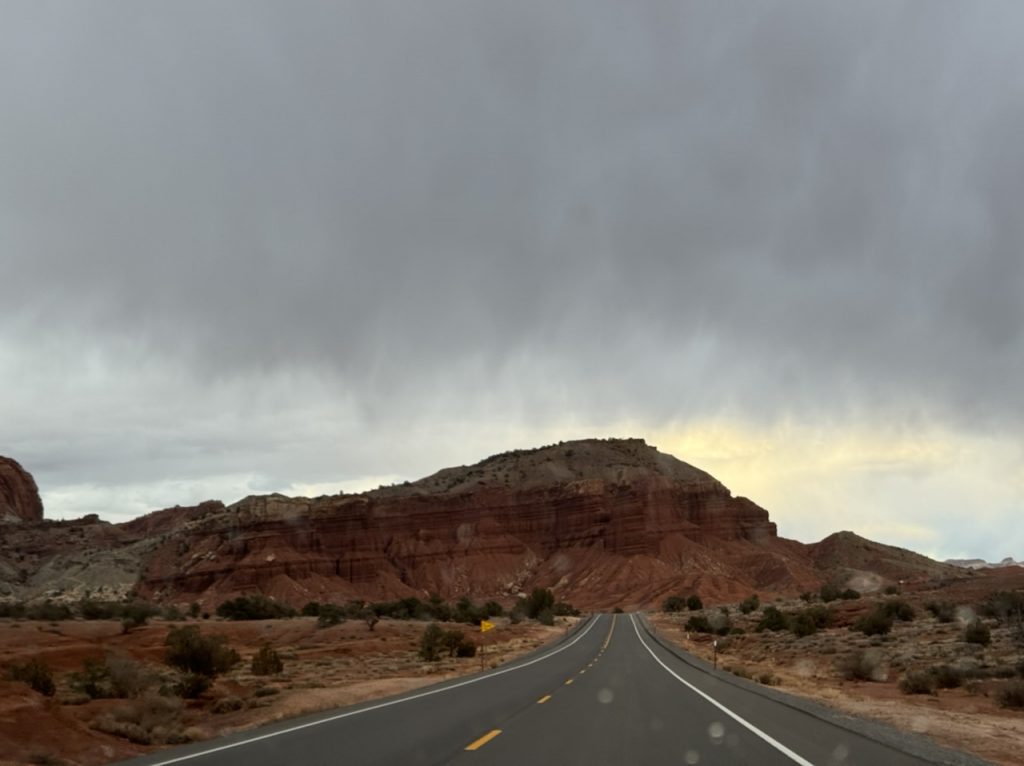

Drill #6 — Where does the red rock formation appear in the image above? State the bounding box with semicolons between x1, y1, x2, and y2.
0;457;43;524
133;439;814;609
0;439;967;609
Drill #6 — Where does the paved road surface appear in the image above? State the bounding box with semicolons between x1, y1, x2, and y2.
118;614;960;766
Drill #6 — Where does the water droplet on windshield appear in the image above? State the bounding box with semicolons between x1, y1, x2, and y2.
597;687;614;704
684;749;700;764
708;721;725;743
830;743;849;763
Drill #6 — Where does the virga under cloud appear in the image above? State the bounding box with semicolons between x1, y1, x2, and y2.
1;2;1021;558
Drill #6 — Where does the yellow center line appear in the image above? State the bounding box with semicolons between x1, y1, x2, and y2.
565;678;574;685
602;614;616;650
465;729;502;751
579;669;586;674
537;695;552;704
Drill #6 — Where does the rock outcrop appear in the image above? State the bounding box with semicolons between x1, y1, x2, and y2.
0;457;43;524
0;439;968;609
132;439;814;609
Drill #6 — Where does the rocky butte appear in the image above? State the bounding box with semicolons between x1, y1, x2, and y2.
0;439;966;610
0;456;44;524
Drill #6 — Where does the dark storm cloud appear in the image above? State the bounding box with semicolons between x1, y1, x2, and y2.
2;0;1023;498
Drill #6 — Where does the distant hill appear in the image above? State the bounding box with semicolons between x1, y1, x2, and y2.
945;557;1022;570
0;439;970;610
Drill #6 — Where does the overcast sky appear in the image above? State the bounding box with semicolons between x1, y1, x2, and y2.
2;1;1021;561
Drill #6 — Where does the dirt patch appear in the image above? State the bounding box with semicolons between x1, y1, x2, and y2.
0;616;568;765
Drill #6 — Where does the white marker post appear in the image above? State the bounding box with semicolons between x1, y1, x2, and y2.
713;639;718;670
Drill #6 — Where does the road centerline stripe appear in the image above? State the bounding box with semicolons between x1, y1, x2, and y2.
465;729;502;751
537;695;552;704
630;616;814;766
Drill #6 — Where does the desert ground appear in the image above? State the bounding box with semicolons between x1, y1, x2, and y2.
651;568;1024;766
0;615;567;766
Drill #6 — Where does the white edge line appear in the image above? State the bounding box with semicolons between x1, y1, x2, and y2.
144;615;602;765
630;615;815;766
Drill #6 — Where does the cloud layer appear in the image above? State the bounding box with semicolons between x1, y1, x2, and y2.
1;2;1021;558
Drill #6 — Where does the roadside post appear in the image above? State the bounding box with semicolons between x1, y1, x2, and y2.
480;619;495;669
713;639;718;670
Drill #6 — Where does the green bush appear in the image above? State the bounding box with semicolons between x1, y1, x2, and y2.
70;658;114;699
301;601;321;617
838;650;882;682
419;623;444;661
316;604;345;628
662;596;685;613
899;670;937;695
790;611;820;638
881;599;915;622
523;588;555;619
440;629;477;658
996;680;1024;709
883;585;901;595
819;584;842;603
964;620;991;645
26;601;73;621
536;608;555;626
612;607;624;614
6;658;56;696
161;605;185;621
853;607;893;636
738;594;760;614
684;615;712;633
69;654;150;699
174;673;211;699
215;595;295;621
552;602;579;617
0;601;26;619
686;595;703;611
79;600;121;620
454;597;487;625
756;606;789;632
932;665;965;689
840;589;861;600
251;644;284;675
121;601;160;632
164;626;239;677
483;601;505;618
790;605;833;637
925;601;957;623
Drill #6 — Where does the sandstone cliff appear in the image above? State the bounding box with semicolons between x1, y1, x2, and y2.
132;439;812;609
0;457;43;524
0;440;967;609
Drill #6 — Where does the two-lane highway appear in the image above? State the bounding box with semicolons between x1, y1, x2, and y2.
119;614;973;765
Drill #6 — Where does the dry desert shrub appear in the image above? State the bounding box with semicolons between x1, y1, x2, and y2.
91;693;188;745
899;669;937;695
996;680;1024;709
932;664;965;689
212;696;243;714
838;649;885;682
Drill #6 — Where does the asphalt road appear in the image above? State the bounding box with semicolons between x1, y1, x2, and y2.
118;614;961;766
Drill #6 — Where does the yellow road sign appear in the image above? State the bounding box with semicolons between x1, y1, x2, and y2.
480;619;495;632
